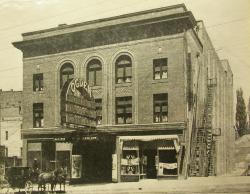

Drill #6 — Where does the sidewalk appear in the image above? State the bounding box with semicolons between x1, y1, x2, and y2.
65;176;250;194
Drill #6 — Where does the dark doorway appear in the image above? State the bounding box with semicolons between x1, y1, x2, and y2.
144;149;157;179
42;142;56;171
73;139;114;183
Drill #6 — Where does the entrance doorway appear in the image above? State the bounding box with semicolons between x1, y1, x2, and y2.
143;149;157;179
73;140;114;183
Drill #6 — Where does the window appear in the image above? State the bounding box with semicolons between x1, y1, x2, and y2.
60;63;74;88
116;96;132;124
33;73;44;91
20;147;23;157
95;99;102;125
153;93;168;123
5;131;8;140
153;58;168;80
19;106;22;114
115;55;132;84
87;59;102;86
33;103;44;128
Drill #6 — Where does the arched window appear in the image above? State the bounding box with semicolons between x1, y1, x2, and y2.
87;59;102;86
115;55;132;84
60;63;74;88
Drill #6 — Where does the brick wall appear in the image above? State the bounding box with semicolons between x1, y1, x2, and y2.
22;34;188;130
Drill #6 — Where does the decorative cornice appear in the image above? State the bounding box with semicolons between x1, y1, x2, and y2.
13;12;197;58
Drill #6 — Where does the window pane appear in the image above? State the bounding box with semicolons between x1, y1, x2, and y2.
162;71;168;79
96;70;102;86
153;94;168;123
154;72;161;80
117;108;124;114
125;66;132;77
155;106;161;113
125;115;132;124
162;65;168;71
162;105;168;112
125;106;132;113
60;63;74;88
117;116;124;124
154;114;160;123
154;65;161;72
162;114;168;122
88;71;95;86
116;97;132;124
117;67;124;78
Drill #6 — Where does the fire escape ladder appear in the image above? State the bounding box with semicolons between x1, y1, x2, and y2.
205;82;216;176
189;78;216;177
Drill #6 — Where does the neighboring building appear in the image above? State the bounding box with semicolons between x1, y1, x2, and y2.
234;134;250;175
13;4;234;182
0;90;23;166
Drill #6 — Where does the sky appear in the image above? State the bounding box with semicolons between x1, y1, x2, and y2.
0;0;249;103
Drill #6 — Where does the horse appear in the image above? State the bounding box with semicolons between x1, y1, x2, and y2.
37;170;60;192
55;170;67;192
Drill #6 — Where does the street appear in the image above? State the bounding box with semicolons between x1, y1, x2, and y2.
64;176;250;194
2;176;250;194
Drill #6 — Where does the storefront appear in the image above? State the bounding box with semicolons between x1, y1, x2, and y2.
114;135;180;182
27;140;72;178
26;133;115;182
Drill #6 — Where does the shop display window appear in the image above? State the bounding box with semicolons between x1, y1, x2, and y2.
158;149;177;176
121;144;139;176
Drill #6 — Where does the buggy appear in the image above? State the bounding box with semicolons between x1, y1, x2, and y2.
4;166;36;194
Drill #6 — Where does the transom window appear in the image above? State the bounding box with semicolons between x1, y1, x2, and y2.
115;55;132;84
116;96;132;124
33;103;44;128
95;98;102;125
60;63;74;88
153;93;168;123
87;59;102;86
33;73;44;92
153;58;168;80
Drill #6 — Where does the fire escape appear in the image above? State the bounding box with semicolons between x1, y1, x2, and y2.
190;78;217;177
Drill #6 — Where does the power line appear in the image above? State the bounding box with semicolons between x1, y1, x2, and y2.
206;17;250;28
0;0;107;32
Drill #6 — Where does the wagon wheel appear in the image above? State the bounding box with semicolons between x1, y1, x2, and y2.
24;180;33;194
0;182;10;194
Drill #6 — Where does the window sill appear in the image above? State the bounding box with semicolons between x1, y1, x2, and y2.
153;121;168;124
115;82;133;88
33;90;45;95
90;85;102;90
152;79;168;84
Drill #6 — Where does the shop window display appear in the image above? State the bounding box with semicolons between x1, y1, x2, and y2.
158;149;177;176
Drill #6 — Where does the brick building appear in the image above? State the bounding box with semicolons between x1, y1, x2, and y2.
0;90;23;166
13;4;234;182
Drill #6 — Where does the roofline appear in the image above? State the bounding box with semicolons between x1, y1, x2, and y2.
22;3;187;36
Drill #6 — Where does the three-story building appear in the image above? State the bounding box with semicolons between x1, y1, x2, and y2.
13;4;234;182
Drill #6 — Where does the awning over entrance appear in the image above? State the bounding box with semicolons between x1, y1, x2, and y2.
118;135;180;152
118;135;179;141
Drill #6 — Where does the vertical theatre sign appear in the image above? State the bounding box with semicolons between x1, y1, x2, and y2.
61;78;96;129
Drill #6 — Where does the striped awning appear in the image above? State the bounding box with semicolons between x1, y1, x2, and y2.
118;135;179;141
